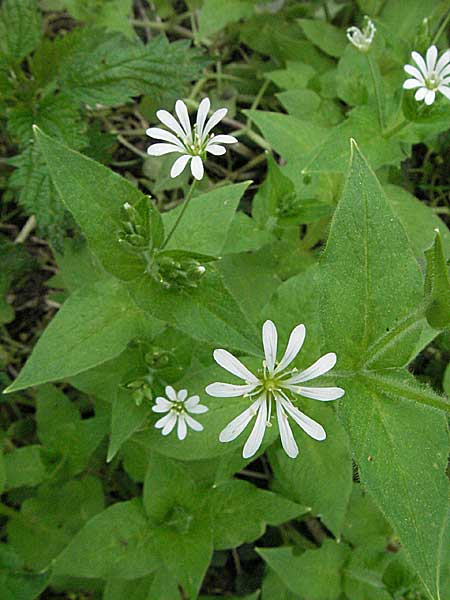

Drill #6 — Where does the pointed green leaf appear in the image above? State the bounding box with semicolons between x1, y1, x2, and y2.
107;388;150;462
424;230;450;329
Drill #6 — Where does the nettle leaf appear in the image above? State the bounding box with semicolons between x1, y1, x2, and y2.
59;29;204;106
258;540;350;600
424;230;450;329
0;0;42;64
0;544;49;600
53;500;160;579
63;0;134;37
8;476;104;571
269;403;353;537
143;455;213;597
163;182;249;256
210;479;307;550
130;270;260;357
5;278;143;393
35;127;157;281
319;143;449;600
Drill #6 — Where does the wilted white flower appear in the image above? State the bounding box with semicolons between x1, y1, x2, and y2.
152;386;208;440
346;16;376;52
146;98;238;181
403;45;450;105
206;321;344;459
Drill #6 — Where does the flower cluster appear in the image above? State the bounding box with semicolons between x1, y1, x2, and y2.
403;45;450;105
146;98;237;180
152;321;344;460
346;16;376;52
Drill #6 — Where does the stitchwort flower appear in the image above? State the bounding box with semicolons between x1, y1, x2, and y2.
346;16;376;52
206;321;344;459
152;386;208;440
146;98;238;180
403;45;450;105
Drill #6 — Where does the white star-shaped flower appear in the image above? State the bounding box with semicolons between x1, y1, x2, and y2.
206;320;344;459
403;45;450;105
346;16;376;52
146;98;238;180
152;386;208;440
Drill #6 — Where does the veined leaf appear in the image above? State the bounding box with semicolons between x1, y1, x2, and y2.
0;0;42;64
424;230;450;329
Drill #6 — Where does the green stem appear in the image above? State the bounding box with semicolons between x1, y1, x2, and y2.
161;179;197;249
367;53;385;130
432;9;450;45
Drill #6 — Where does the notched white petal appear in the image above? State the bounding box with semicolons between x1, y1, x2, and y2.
242;398;267;459
170;154;191;178
219;398;262;443
191;155;204;180
206;382;257;397
262;320;278;373
213;349;259;383
275;323;305;374
285;352;337;384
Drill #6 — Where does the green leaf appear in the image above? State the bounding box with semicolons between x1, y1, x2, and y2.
198;0;253;38
298;19;347;57
143;455;213;597
269;404;353;537
258;540;350;600
0;0;42;64
163;183;249;256
342;484;392;547
343;542;394;600
319;143;449;599
36;384;107;475
266;61;316;90
8;476;104;571
34;127;156;281
107;387;150;462
53;500;160;579
0;544;49;600
64;0;134;37
424;230;450;329
210;479;307;550
3;446;46;489
130;270;260;356
59;29;204;106
5;278;143;393
104;572;180;600
0;451;5;495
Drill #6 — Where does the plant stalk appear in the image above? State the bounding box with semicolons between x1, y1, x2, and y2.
161;179;197;249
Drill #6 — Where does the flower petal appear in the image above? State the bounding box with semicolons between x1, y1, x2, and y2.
278;396;326;441
435;49;450;75
274;324;306;374
147;143;183;156
206;144;226;156
213;349;259;383
162;414;177;435
276;400;299;458
411;51;428;78
205;382;258;397
196;97;210;137
403;78;423;89
175;100;192;140
177;389;188;402
191;155;204;180
156;109;187;138
146;127;184;148
262;320;278;373
185;414;203;431
415;87;427;101
438;84;450;99
403;64;424;82
209;134;238;144
219;398;262;443
424;89;436;105
426;45;438;72
185;395;200;409
202;107;228;138
170;154;191;178
284;352;337;384
188;404;209;414
177;414;187;440
285;385;345;401
242;398;268;459
165;386;177;401
154;396;172;410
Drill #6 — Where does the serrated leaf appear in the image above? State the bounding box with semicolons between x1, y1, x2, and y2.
258;540;350;600
210;479;307;550
53;500;160;579
64;0;134;37
0;0;42;64
424;230;450;329
5;278;143;393
59;29;204;106
34;127;155;281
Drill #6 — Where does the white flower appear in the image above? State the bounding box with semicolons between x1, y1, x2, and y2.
146;98;238;181
152;385;208;440
403;45;450;105
346;16;376;52
206;320;344;459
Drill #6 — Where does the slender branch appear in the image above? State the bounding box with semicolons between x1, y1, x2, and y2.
161;179;197;249
367;53;385;130
432;9;450;45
